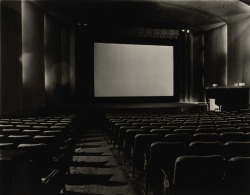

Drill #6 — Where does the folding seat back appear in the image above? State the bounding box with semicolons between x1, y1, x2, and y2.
149;123;166;128
33;135;62;155
183;122;199;126
223;141;250;159
22;129;41;136
112;122;130;144
10;121;23;125
7;135;33;145
0;143;16;149
126;119;140;123
24;122;39;125
237;126;250;133
161;125;178;130
43;130;63;136
167;122;183;127
0;135;8;143
193;133;220;142
123;129;148;161
15;125;31;130
198;122;214;126
17;143;54;177
0;120;10;124
164;133;192;144
146;142;187;192
174;129;195;135
189;141;223;155
172;155;226;195
142;120;157;124
216;124;232;128
0;124;15;130
157;120;170;124
150;129;173;136
223;157;250;195
117;125;139;154
140;126;158;131
220;132;247;143
216;127;236;133
132;122;148;127
1;129;21;135
49;125;67;130
179;125;196;130
32;125;50;130
214;120;230;125
247;132;250;141
233;123;249;129
196;127;216;133
133;134;162;173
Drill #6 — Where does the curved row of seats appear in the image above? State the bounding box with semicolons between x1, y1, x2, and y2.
107;111;250;155
161;155;250;195
0;114;76;195
144;141;250;194
105;111;250;195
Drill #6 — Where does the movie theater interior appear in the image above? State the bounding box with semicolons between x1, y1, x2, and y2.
0;0;250;194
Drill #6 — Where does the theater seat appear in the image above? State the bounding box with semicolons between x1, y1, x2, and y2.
0;143;16;149
146;142;187;194
17;143;65;195
150;129;173;136
164;133;191;144
7;135;33;145
222;157;250;195
123;129;148;164
223;141;250;159
189;141;223;155
171;155;226;195
220;132;247;143
132;134;162;176
193;133;220;142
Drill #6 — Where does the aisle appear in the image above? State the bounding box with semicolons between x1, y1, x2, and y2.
64;130;139;195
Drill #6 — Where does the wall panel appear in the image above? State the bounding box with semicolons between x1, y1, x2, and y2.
44;14;62;105
22;1;45;114
0;2;22;117
191;32;205;102
228;17;250;86
204;25;227;87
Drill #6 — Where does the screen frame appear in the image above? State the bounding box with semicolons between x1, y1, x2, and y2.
92;38;180;103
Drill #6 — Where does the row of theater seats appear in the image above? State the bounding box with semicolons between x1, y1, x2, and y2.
0;114;77;195
105;110;250;195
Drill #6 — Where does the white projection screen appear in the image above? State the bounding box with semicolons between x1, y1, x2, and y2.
94;43;174;97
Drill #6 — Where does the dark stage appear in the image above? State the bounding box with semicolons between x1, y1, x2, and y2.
45;102;208;115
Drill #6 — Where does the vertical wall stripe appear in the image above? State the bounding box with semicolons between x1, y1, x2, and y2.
22;1;45;114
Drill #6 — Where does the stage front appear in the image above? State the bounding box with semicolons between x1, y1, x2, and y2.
46;102;208;114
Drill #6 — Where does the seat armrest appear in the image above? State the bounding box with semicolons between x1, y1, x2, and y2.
41;169;60;184
161;168;171;195
144;153;149;171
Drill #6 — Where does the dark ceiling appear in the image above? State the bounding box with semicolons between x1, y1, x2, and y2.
28;0;250;31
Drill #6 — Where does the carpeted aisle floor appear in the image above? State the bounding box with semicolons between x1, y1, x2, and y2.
64;130;143;195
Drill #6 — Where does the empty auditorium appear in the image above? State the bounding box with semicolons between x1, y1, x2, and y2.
1;0;250;195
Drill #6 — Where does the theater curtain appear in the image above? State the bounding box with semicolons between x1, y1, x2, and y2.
178;31;205;103
179;31;192;102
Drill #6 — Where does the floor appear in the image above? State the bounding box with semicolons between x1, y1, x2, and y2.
64;129;145;195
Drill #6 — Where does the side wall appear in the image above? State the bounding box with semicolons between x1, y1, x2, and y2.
228;16;250;86
0;2;22;117
0;1;75;117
